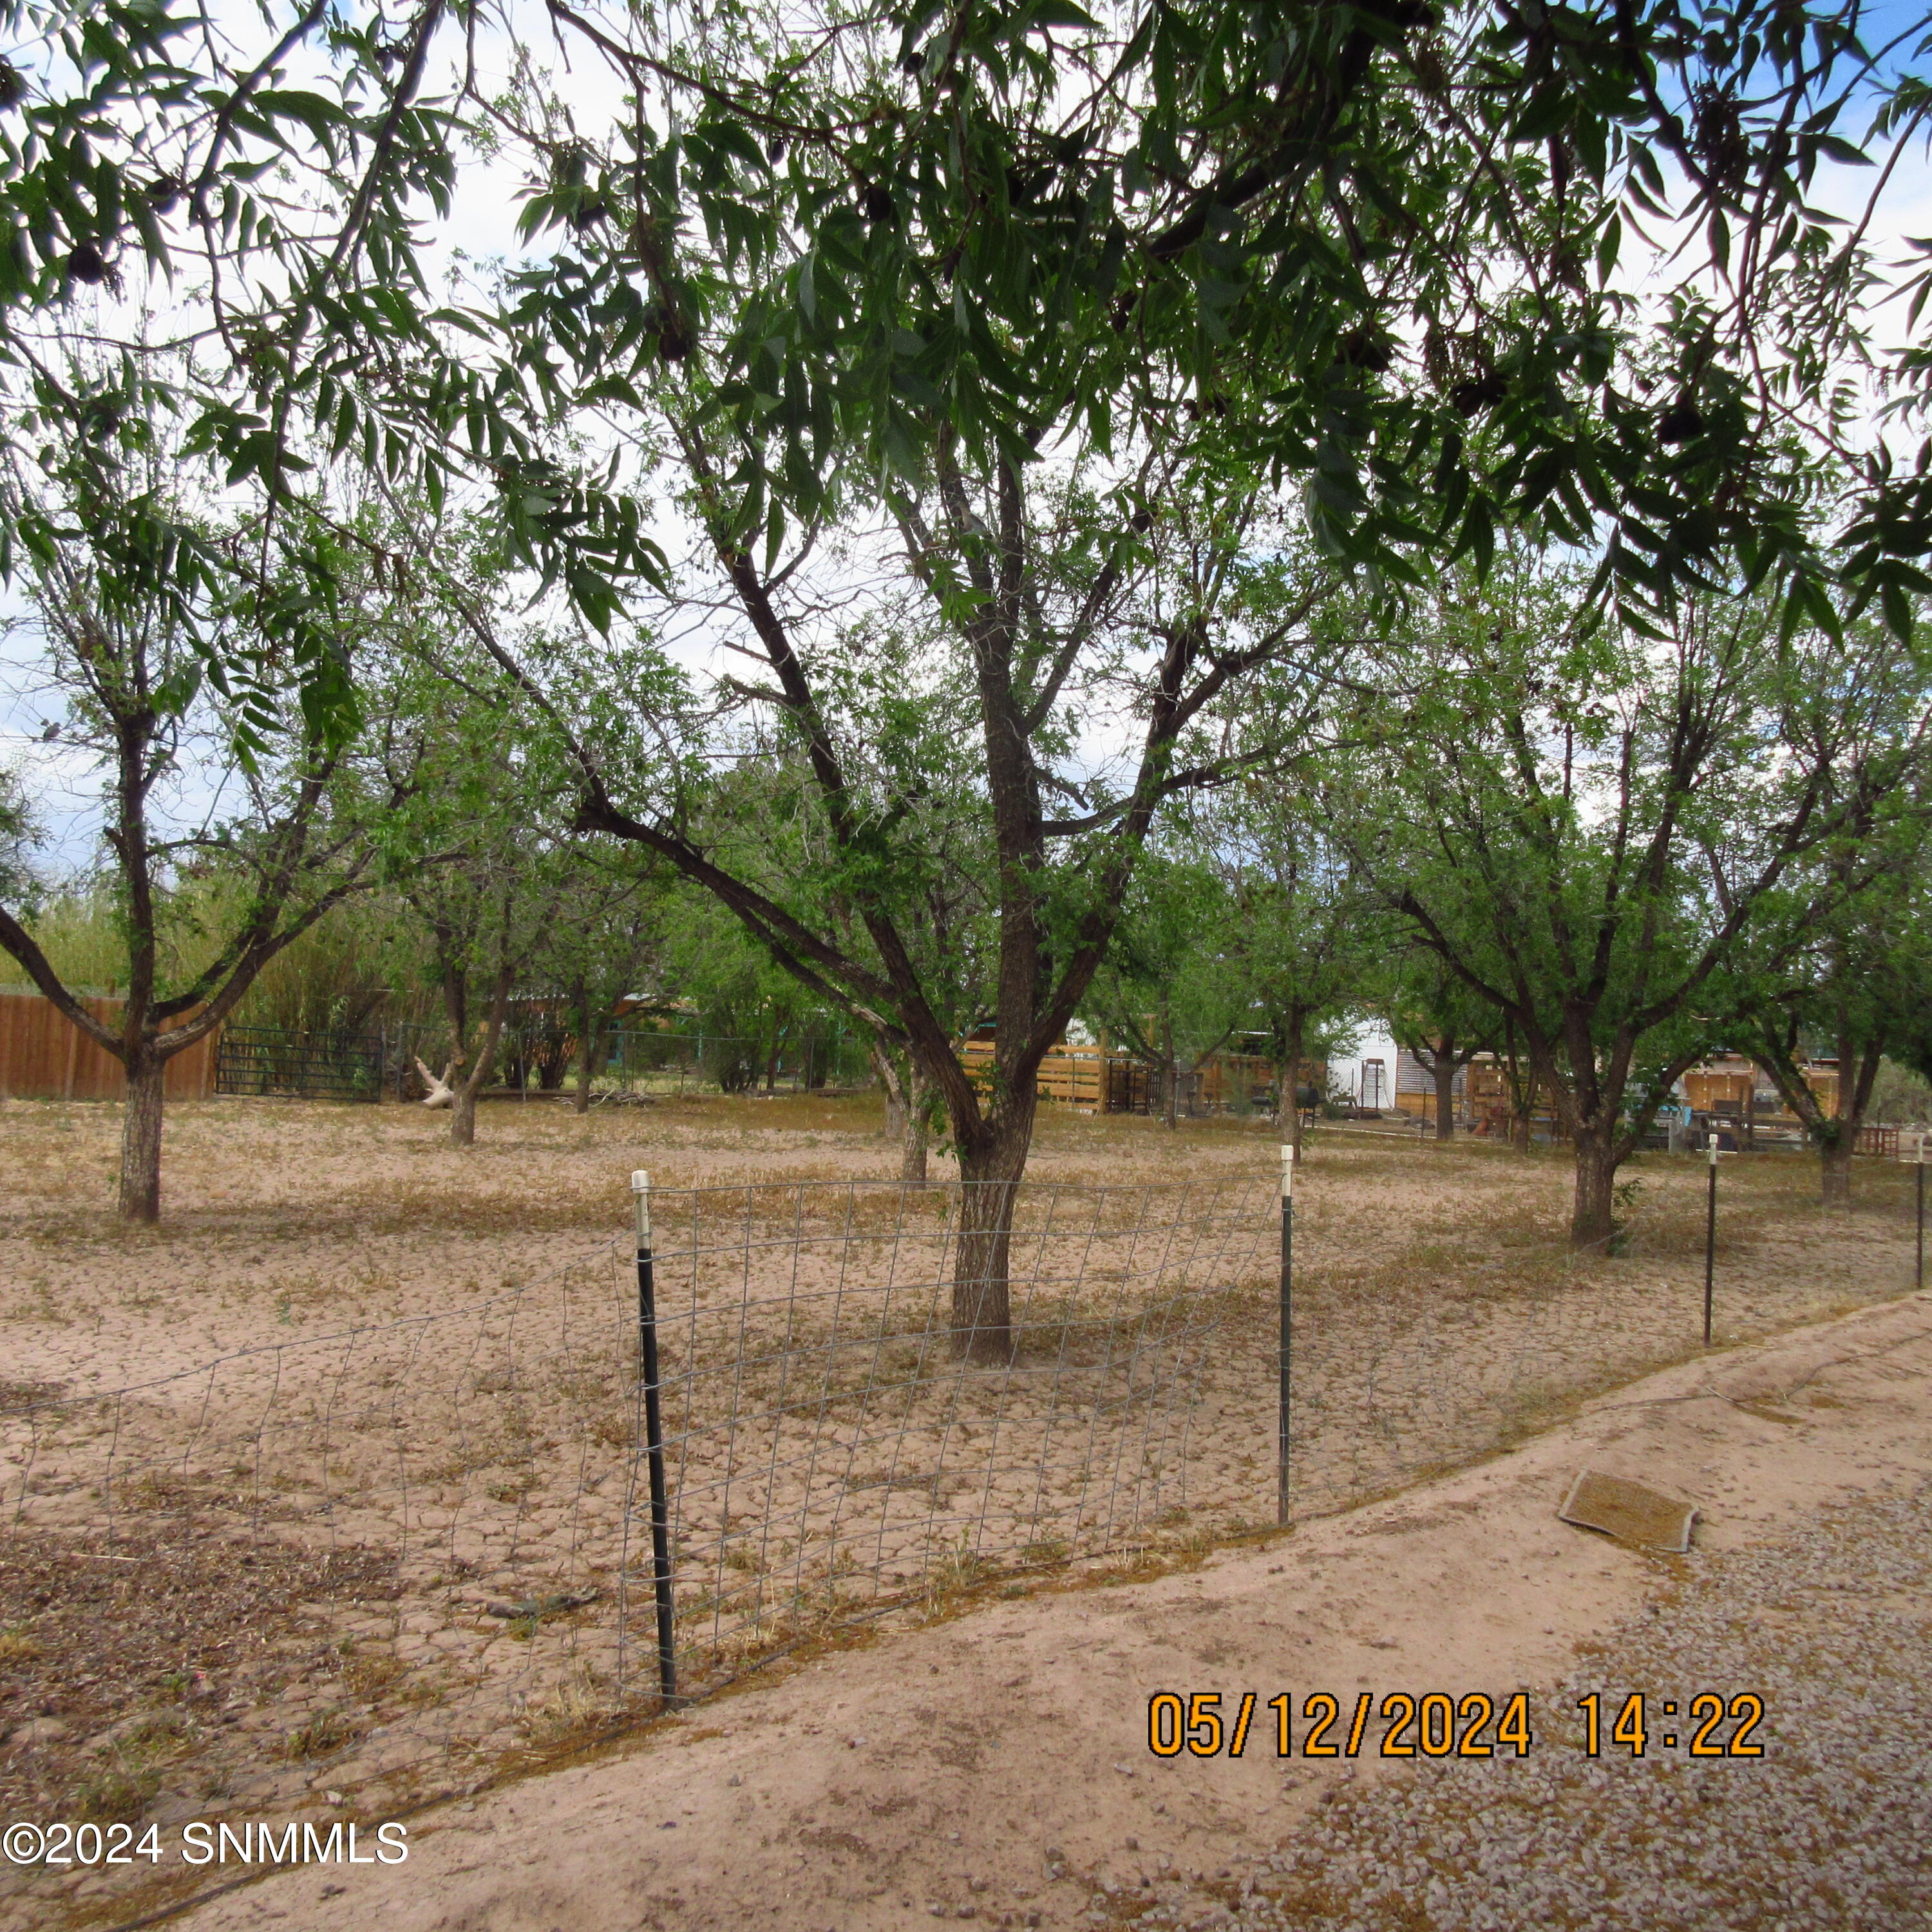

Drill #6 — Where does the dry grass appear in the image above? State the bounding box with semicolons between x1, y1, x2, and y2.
277;1710;362;1761
0;1522;397;1829
516;1662;620;1750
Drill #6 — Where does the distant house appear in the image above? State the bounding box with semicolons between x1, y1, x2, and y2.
1677;1053;1903;1150
1390;1048;1466;1117
1681;1052;1826;1124
1419;1048;1888;1151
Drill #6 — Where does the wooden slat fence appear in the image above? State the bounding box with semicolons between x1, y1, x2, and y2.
0;987;218;1101
959;1041;1304;1115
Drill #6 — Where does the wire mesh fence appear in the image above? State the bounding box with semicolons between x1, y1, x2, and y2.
1276;1141;1931;1519
367;1021;876;1101
637;1177;1276;1696
2;1148;1925;1846
601;1027;875;1096
0;1177;1278;1827
214;1024;386;1101
0;1238;638;1828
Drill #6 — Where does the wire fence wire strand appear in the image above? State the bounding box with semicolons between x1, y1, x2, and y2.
0;1240;638;1837
1275;1154;1930;1522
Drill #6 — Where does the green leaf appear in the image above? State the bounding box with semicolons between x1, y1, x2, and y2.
1595;214;1621;285
1810;133;1873;167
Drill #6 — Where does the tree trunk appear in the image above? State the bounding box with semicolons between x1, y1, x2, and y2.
1162;1010;1179;1131
536;1027;570;1090
119;1052;166;1223
1502;1021;1531;1150
1434;1057;1455;1141
1818;1033;1882;1208
451;969;512;1149
1569;1127;1618;1252
1751;1030;1878;1210
866;1041;931;1185
440;960;471;1141
901;1057;931;1188
952;1108;1034;1364
1274;1008;1307;1156
1820;1133;1855;1208
573;983;597;1115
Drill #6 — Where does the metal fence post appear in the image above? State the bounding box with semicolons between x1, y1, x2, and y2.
1917;1133;1926;1293
632;1170;677;1707
1277;1143;1294;1528
1703;1139;1719;1346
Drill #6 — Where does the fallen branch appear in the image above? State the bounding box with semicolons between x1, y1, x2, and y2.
413;1056;459;1109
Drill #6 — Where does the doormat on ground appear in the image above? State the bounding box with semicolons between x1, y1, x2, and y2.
1557;1469;1698;1553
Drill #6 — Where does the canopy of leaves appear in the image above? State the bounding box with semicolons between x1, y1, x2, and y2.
498;0;1932;641
1332;552;1932;1144
3;2;1925;757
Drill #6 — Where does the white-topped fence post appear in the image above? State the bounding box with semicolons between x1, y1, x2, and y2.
1278;1144;1295;1528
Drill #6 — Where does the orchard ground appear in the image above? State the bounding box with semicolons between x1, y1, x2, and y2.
0;1090;1916;1394
0;1092;1926;1930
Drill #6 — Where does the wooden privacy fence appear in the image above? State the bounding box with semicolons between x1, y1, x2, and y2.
0;987;218;1101
960;1040;1296;1115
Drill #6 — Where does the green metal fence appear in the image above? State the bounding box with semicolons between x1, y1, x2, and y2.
214;1025;384;1101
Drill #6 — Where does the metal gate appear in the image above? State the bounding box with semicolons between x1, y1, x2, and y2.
214;1025;384;1101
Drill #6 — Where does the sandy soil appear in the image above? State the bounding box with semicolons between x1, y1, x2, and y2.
134;1285;1932;1932
0;1095;1922;1929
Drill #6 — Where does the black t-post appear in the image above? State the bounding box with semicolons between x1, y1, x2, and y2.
633;1170;677;1707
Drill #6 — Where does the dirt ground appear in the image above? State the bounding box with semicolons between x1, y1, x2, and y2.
0;1093;1914;1393
65;1291;1932;1932
0;1094;1922;1929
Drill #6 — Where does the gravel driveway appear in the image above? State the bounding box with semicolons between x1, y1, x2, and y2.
1198;1481;1932;1931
